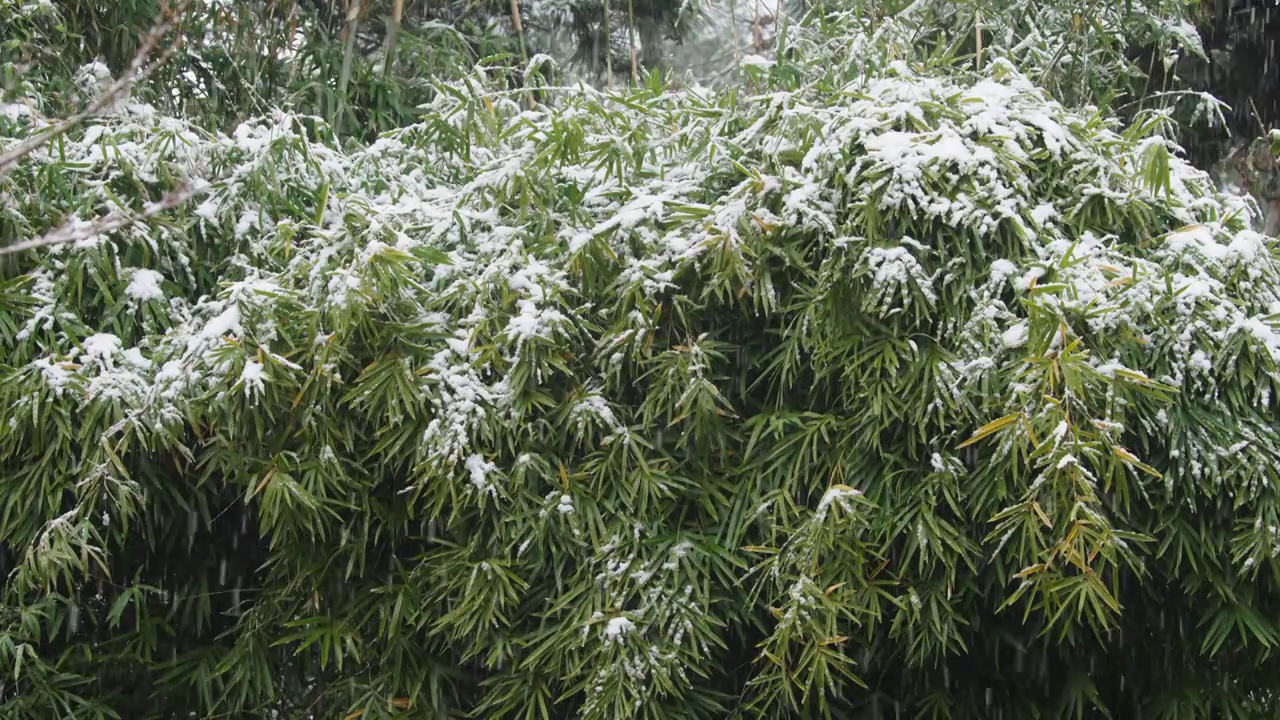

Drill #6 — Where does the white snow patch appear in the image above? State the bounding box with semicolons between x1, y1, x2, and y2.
465;454;498;496
556;493;574;514
125;268;165;301
1001;322;1029;348
82;333;122;365
239;361;266;397
815;485;862;520
989;259;1017;285
603;616;635;643
1029;203;1058;225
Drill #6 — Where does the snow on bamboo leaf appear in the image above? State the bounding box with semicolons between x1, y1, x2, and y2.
4;5;1280;718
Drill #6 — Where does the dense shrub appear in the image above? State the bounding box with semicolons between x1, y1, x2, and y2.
4;7;1280;720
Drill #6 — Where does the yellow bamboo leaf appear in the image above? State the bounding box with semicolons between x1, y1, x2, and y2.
1113;368;1152;384
1112;446;1139;463
957;413;1022;449
1065;523;1080;547
1015;563;1046;579
1031;501;1052;528
253;466;276;497
1020;415;1040;446
1112;446;1163;478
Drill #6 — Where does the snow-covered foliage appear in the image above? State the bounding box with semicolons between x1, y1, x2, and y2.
4;5;1280;719
845;0;1208;104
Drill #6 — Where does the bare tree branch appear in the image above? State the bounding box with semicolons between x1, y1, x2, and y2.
0;183;208;257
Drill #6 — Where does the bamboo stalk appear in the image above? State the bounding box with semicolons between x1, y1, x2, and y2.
384;0;404;77
510;0;535;107
602;0;613;88
627;0;638;85
728;0;741;74
336;0;361;135
752;0;763;54
974;10;983;71
510;0;529;65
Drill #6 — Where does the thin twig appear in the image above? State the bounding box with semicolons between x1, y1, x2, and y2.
1037;0;1104;86
752;0;763;54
